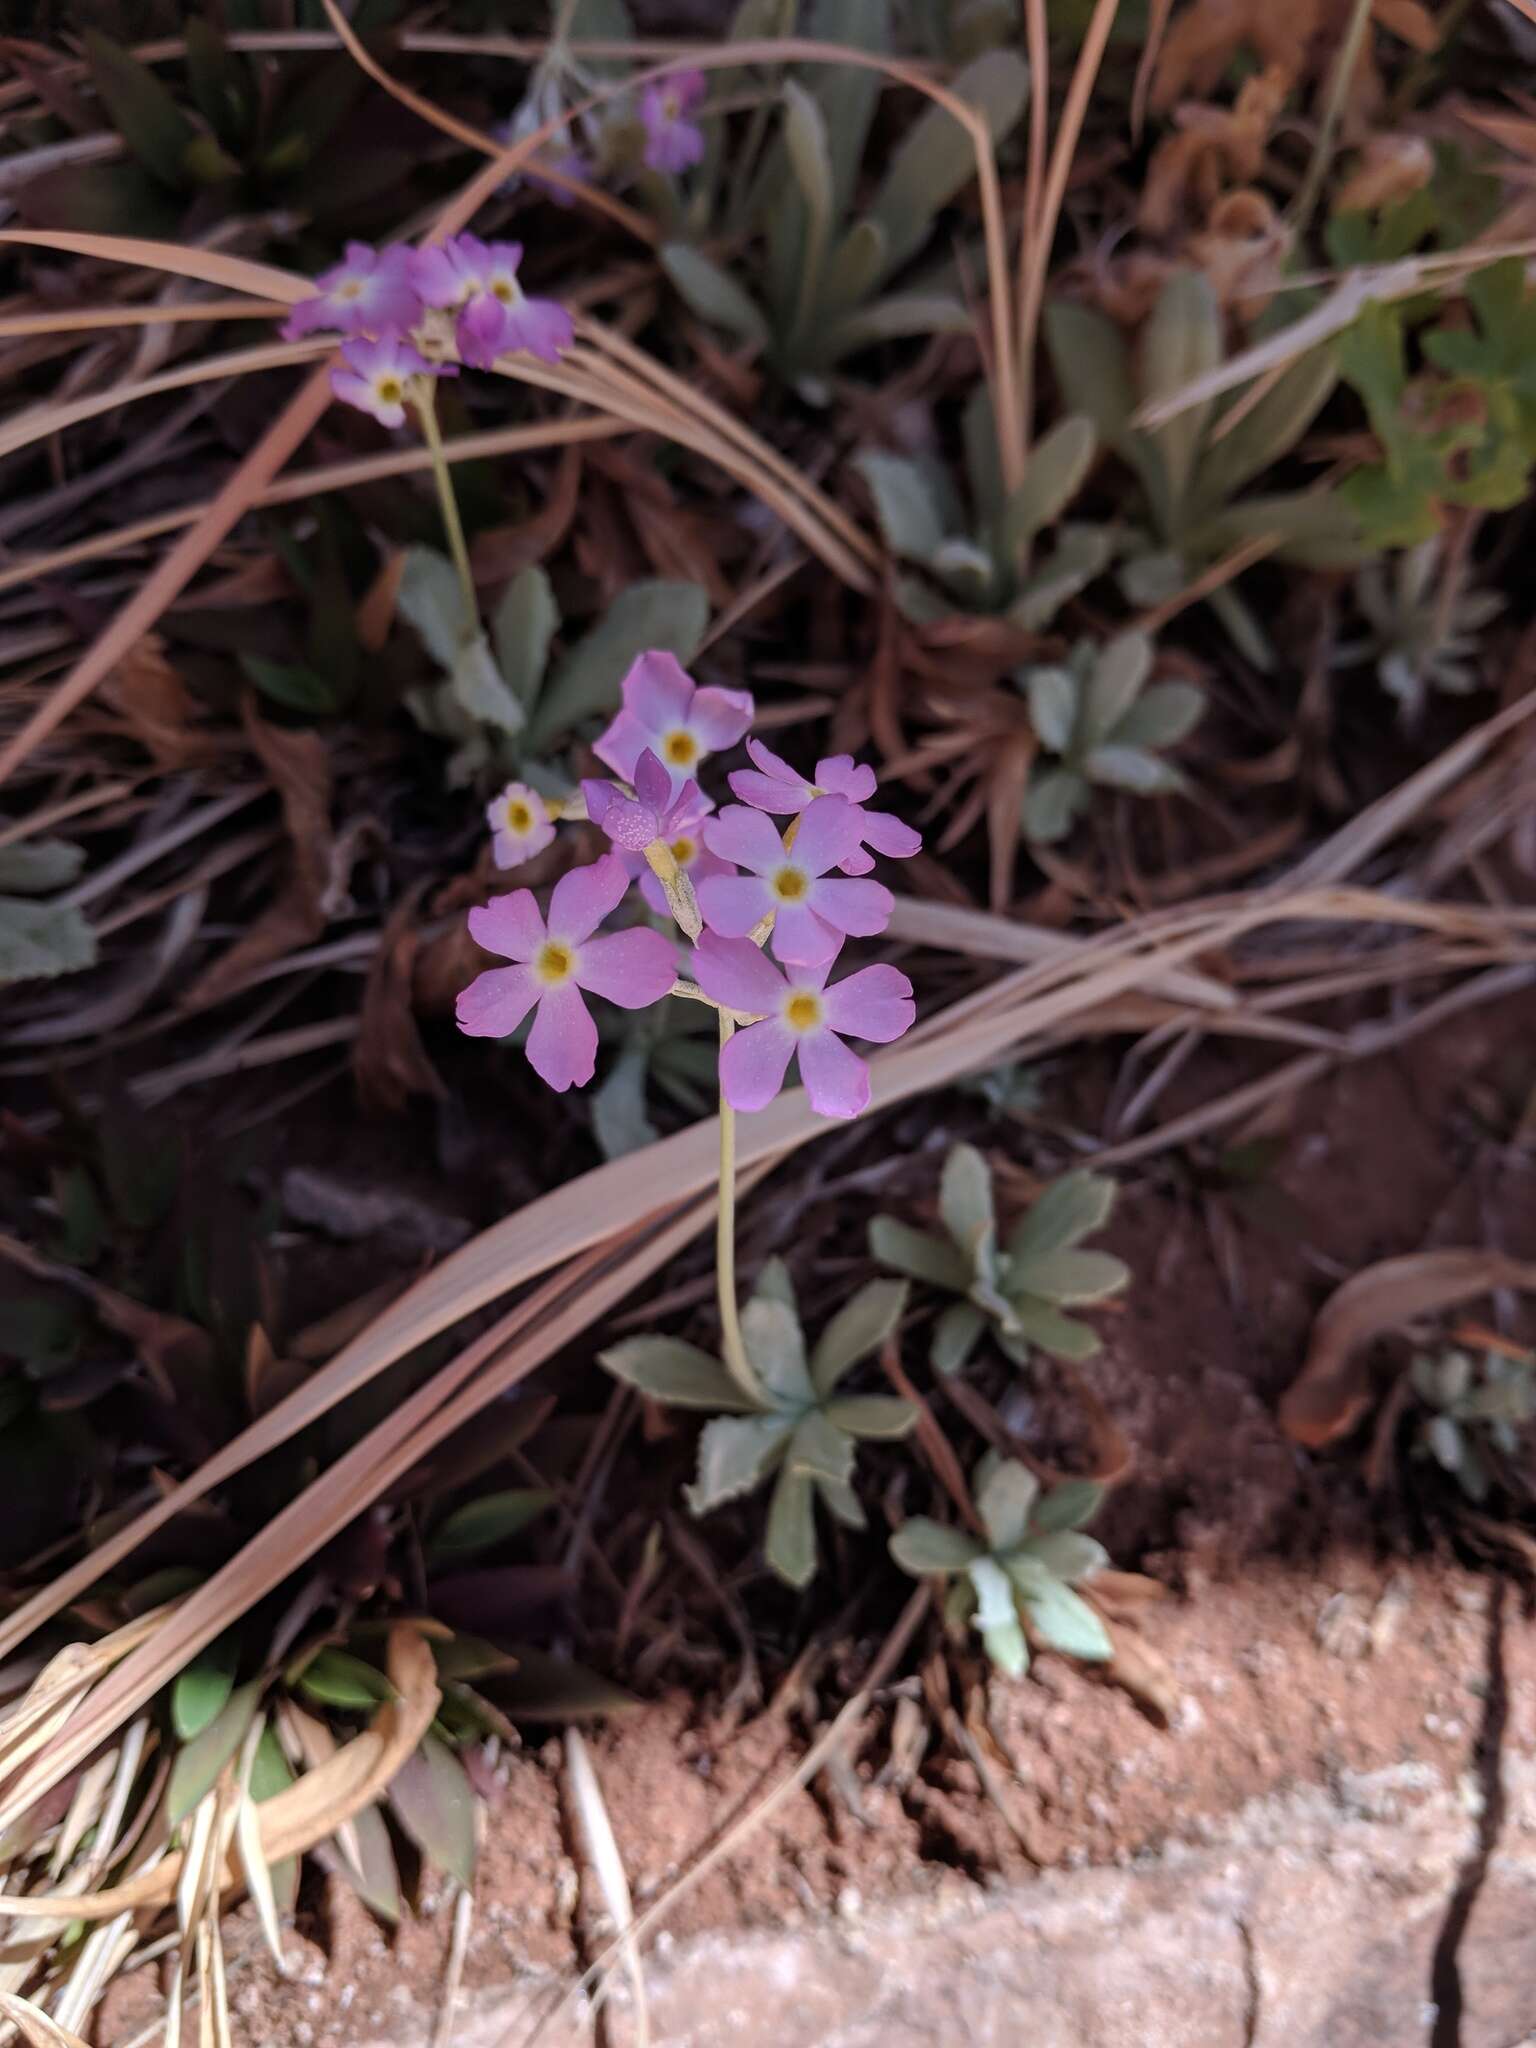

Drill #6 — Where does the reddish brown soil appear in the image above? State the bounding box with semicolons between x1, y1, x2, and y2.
93;993;1536;2046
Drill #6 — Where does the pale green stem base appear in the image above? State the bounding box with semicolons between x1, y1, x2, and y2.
414;386;477;625
715;1010;761;1403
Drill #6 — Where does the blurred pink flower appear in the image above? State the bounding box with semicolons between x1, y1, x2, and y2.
728;740;922;875
486;782;556;869
412;235;573;367
331;334;451;428
692;934;914;1118
594;652;754;800
698;796;893;964
640;69;707;175
283;242;421;340
456;855;676;1092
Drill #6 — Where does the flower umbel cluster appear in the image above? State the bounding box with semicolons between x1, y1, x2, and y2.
283;233;573;424
457;651;921;1117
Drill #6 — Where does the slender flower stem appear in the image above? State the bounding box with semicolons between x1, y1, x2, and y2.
415;385;477;623
715;1010;761;1402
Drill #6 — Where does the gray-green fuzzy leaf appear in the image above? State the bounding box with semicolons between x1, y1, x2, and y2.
491;564;560;710
449;634;526;737
890;1517;983;1575
387;1732;477;1886
932;1300;987;1376
0;898;97;985
1003;1297;1103;1360
811;1278;909;1395
1026;665;1078;754
599;1335;757;1412
1085;745;1184;795
866;48;1029;276
398;546;472;671
661;242;771;346
999;414;1096;567
855;449;949;563
939;1143;995;1263
822;292;974;363
1140;270;1222;526
1017;1575;1112;1661
685;1412;795;1513
528;580;709;746
1010;522;1118;630
976;1455;1038;1553
1193;347;1337;513
821;1393;918;1439
1005;1170;1116;1263
1024;1529;1110;1582
765;1464;817;1586
788;1407;856;1487
742;1294;814;1407
1030;1478;1105;1532
1021;766;1085;844
1111;680;1204;751
0;839;86;894
1083;632;1153;745
869;1215;970;1292
1043;299;1137;459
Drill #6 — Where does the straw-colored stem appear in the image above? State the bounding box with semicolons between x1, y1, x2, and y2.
714;1011;760;1403
414;385;477;622
1291;0;1374;232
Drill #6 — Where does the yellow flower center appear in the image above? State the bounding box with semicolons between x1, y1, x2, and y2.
670;835;696;866
784;992;822;1033
491;277;520;304
535;940;576;985
376;376;404;404
506;800;535;834
337;279;364;301
662;93;680;121
662;728;699;767
771;865;809;903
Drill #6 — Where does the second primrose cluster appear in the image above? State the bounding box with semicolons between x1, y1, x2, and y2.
456;653;922;1119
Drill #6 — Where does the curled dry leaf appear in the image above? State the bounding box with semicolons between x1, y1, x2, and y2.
0;1994;91;2048
0;1627;438;1922
101;633;220;770
1281;1249;1536;1447
355;884;448;1115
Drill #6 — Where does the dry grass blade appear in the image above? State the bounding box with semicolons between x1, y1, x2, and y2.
1281;1250;1536;1448
0;299;288;337
0;1995;90;2048
564;1730;648;2045
0;1629;437;1919
0;231;307;303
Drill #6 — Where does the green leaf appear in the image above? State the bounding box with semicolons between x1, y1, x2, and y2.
427;1489;554;1564
976;1455;1038;1552
781;79;835;314
1023;1529;1110;1582
185;17;253;149
866;48;1029;276
1140;269;1222;526
764;1464;817;1587
328;1799;401;1921
1016;1575;1112;1661
84;30;197;190
661;243;771;347
806;0;890;218
1011;523;1117;630
295;1649;394;1711
387;1732;477;1887
868;1215;970;1292
1082;632;1153;746
491;565;559;712
1005;1170;1117;1264
1025;666;1078;755
1021;766;1085;845
820;292;974;363
931;1300;987;1376
448;635;526;738
815;1472;867;1529
741;1295;814;1407
1085;745;1184;796
399;546;473;670
685;1412;795;1513
0;897;97;986
968;1555;1027;1675
889;1517;982;1575
239;653;344;716
853;450;949;563
172;1634;240;1743
1044;300;1137;459
1112;681;1203;751
998;414;1096;568
822;1393;918;1439
529;581;709;746
786;1407;855;1487
1030;1479;1105;1532
168;1680;262;1824
491;1647;640;1720
939;1143;995;1263
599;1334;756;1411
751;1257;798;1313
591;1040;659;1161
1000;1298;1103;1361
815;219;888;324
0;839;85;894
1194;348;1337;512
810;1278;909;1396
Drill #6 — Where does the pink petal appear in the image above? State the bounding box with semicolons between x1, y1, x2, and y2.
659;781;709;833
501;297;574;364
820;963;915;1043
633;749;671;812
282;295;334;339
720;1019;796;1112
689;685;755;752
797;1029;872;1119
858;807;923;858
816;756;878;802
769;901;840;965
702;805;787;875
330;368;396;424
691;933;787;1016
592;707;650;781
456;295;508;369
468;891;546;961
577;927;677;1008
747;737;801;783
697;872;773;938
728;769;808;814
548;854;630;942
411;244;462;306
455;964;539;1039
490;815;555;869
526;983;597;1092
788;795;860;876
624;651;695;737
807;875;894;939
837;846;877;876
